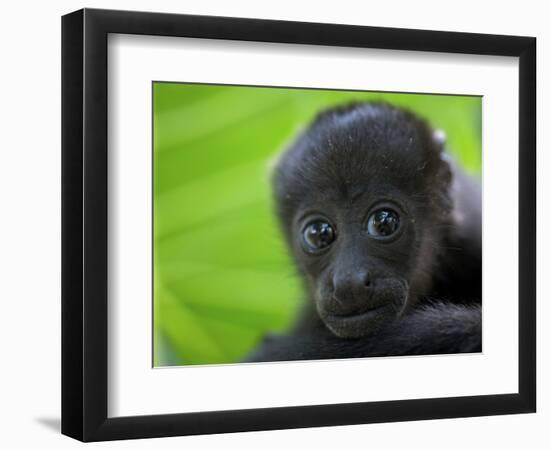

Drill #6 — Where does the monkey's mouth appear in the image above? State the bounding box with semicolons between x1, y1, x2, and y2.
322;304;398;339
318;279;409;339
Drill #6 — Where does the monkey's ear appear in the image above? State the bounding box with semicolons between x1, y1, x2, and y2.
433;129;454;214
432;127;452;181
432;128;452;172
433;129;447;149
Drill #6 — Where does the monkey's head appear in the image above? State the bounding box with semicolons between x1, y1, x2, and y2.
272;102;453;338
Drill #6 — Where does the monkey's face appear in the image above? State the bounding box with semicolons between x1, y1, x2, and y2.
273;102;451;339
293;193;422;339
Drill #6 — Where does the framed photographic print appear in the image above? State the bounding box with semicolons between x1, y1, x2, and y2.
61;8;536;442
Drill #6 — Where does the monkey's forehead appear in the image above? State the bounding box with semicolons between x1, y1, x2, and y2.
274;166;433;220
272;145;442;223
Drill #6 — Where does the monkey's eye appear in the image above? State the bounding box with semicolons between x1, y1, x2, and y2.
302;221;336;253
367;209;400;238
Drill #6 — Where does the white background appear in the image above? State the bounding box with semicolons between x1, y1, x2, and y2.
0;0;547;448
109;35;518;417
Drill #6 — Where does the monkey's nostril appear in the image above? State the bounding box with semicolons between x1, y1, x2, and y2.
364;272;371;288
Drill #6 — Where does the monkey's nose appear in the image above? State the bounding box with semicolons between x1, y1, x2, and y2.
332;269;372;308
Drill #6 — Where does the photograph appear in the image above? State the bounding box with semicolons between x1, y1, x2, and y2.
55;5;537;443
152;83;482;367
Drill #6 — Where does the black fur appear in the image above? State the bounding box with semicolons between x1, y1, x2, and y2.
247;102;481;362
247;303;481;361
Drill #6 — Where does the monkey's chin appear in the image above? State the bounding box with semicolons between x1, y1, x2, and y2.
320;304;398;339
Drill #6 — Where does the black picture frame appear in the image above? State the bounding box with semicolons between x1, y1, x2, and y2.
61;8;536;442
